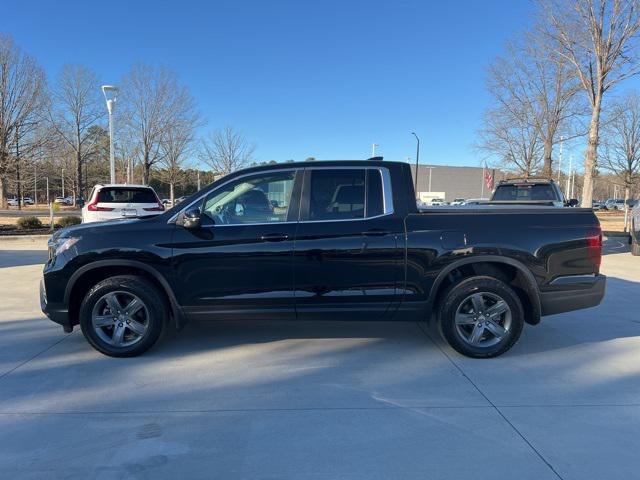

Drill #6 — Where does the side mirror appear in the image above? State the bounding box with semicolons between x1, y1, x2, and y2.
182;207;202;229
568;199;579;207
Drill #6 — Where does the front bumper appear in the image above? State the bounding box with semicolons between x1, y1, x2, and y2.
540;274;606;316
40;278;73;332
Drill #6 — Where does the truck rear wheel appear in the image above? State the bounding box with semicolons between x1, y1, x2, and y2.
79;276;167;357
439;276;524;358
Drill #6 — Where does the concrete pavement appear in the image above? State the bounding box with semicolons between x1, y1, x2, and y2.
0;237;638;479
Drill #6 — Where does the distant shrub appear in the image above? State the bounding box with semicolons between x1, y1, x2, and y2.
57;216;81;228
16;216;43;230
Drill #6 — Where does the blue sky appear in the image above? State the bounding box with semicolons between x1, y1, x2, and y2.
4;0;551;167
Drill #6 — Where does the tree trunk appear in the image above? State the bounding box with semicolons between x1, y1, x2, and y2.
143;163;150;185
76;149;82;206
170;182;174;205
624;184;630;233
542;137;553;179
581;93;603;208
0;175;7;209
142;151;150;185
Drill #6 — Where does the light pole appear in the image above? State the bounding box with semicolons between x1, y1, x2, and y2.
61;168;65;197
566;154;573;197
34;164;37;206
411;132;420;197
371;143;379;157
197;170;201;190
557;136;564;183
45;177;49;205
101;85;118;184
426;166;435;192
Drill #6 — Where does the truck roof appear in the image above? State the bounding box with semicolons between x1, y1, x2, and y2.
498;177;556;185
232;159;404;174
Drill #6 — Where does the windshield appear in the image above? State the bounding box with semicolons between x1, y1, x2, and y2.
492;184;559;202
97;187;158;204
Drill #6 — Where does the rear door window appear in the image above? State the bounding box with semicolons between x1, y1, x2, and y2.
98;188;158;204
308;170;365;220
305;168;385;221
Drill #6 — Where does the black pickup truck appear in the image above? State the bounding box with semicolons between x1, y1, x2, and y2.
41;160;605;358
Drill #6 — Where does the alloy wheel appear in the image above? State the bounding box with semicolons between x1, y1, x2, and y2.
454;292;512;348
91;291;149;347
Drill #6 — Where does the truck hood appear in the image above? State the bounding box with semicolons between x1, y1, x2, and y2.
53;217;157;240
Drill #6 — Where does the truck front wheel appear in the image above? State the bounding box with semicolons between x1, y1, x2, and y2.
439;276;524;358
79;276;167;357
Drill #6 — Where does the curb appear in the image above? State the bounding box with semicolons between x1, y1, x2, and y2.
0;234;51;242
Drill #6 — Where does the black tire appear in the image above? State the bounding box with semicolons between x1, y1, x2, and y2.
439;276;524;358
79;275;167;357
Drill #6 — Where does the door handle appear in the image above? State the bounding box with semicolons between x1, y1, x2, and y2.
362;229;389;236
260;233;290;242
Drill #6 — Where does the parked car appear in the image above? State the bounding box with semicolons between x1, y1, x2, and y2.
491;178;576;207
604;198;625;210
450;198;465;206
22;196;34;205
54;196;70;205
592;200;606;210
6;197;19;207
161;198;172;206
460;198;489;206
81;184;164;223
42;160;605;359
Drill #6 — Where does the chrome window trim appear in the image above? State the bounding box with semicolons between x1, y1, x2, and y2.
168;165;394;225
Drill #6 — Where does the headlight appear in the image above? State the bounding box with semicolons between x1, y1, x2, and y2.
48;237;80;256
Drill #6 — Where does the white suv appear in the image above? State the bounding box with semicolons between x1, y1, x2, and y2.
82;184;164;223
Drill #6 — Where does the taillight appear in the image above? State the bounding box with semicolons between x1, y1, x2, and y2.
144;201;165;212
87;201;114;212
587;226;602;269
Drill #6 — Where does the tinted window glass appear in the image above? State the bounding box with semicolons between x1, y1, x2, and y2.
97;188;158;203
203;171;295;224
367;170;384;217
309;170;365;220
492;184;558;201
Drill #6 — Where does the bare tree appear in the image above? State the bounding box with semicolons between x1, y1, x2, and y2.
199;126;255;176
478;103;544;177
602;92;640;230
158;115;199;204
487;30;583;178
47;65;104;203
541;0;640;206
121;64;195;184
0;34;45;208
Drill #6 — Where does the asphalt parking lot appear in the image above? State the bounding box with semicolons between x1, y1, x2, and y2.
0;236;638;480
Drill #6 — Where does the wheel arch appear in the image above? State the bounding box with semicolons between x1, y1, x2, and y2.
427;255;542;325
65;260;185;329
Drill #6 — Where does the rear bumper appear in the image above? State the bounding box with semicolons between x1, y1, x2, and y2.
540;274;606;316
40;278;73;332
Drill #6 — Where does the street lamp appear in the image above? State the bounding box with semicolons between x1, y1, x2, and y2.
411;132;420;197
101;85;118;184
61;168;65;197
